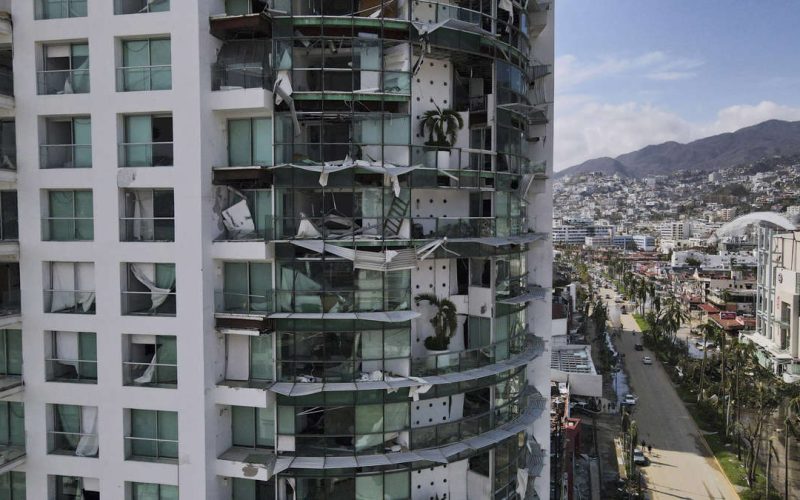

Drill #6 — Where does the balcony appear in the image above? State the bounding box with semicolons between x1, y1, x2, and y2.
114;0;169;14
43;290;95;315
118;142;174;167
45;359;97;384
216;291;274;318
35;0;87;19
36;69;90;95
116;65;172;92
123;360;177;388
39;144;92;169
410;334;540;378
210;1;271;40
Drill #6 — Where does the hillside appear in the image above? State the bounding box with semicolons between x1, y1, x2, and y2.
556;119;800;178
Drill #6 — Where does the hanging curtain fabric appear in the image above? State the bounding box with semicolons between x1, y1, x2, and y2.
76;262;95;313
57;405;81;449
222;199;255;238
131;263;174;311
75;406;98;457
50;262;76;312
68;44;90;94
132;190;155;241
134;354;157;384
55;331;80;369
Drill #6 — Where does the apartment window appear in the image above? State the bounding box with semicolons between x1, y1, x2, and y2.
118;38;172;92
40;116;92;169
46;331;97;383
120;189;175;241
0;401;24;448
225;334;272;382
0;330;22;377
51;475;98;500
126;409;178;461
44;262;95;314
37;43;90;95
0;264;20;317
0;120;15;170
221;262;272;314
122;263;176;316
123;334;177;388
115;0;169;14
35;0;87;19
228;118;272;167
0;471;25;500
119;115;173;167
231;406;274;448
231;478;275;500
0;191;17;240
129;482;178;500
48;404;98;457
43;190;93;241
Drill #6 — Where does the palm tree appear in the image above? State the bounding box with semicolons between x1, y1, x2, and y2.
415;293;459;351
419;105;464;149
697;323;720;402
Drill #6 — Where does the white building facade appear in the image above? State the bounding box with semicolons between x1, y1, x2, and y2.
6;1;554;499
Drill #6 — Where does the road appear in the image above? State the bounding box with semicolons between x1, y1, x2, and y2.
616;312;740;499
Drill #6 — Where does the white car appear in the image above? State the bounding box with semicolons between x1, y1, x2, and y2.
642;356;653;365
623;394;638;405
633;449;649;466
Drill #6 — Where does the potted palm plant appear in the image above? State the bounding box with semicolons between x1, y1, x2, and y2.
415;293;459;370
419;104;464;169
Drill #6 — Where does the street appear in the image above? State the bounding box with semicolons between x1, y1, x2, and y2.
616;312;740;499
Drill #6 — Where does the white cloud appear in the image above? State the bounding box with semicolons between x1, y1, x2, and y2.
555;100;800;171
556;51;703;91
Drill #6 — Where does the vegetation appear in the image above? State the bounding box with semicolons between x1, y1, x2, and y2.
419;105;464;149
414;293;458;351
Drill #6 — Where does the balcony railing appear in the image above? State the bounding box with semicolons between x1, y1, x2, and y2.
114;0;169;14
214;215;273;242
215;290;274;315
118;142;174;167
47;430;98;457
45;359;97;383
125;435;178;461
0;68;12;98
39;144;92;169
116;65;172;92
211;63;271;91
37;69;90;95
0;289;20;317
272;0;404;18
43;290;95;314
119;217;175;242
275;289;409;314
0;146;16;171
122;361;177;388
410;333;527;377
408;399;523;450
42;217;94;241
121;290;176;316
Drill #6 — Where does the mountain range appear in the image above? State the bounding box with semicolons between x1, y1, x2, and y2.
555;119;800;179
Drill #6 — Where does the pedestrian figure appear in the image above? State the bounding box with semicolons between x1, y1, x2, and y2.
648;444;652;454
641;439;646;449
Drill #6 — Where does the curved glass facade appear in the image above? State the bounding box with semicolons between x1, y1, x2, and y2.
211;1;551;498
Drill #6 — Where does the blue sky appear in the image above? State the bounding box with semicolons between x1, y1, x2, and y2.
554;0;800;170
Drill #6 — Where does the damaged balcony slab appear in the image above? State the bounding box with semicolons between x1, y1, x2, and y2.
209;12;272;40
214;315;275;334
217;446;291;482
212;166;273;187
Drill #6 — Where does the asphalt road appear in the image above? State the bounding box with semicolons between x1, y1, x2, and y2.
616;311;740;500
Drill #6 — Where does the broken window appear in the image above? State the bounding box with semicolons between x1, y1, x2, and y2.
46;331;97;383
44;262;94;314
120;114;173;167
122;263;176;316
40;117;92;169
38;42;90;95
120;189;175;242
124;334;177;388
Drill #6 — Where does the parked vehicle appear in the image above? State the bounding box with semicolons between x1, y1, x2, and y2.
623;394;638;405
633;449;649;466
642;356;653;365
634;343;643;351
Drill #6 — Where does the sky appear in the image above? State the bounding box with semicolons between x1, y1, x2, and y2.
554;0;800;171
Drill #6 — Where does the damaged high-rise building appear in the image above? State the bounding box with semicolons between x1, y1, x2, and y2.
5;0;553;498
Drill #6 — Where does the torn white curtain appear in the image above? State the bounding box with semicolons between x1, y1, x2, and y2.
134;354;157;384
499;0;514;25
222;199;256;238
131;264;174;311
416;238;460;261
55;331;80;369
50;262;95;313
75;406;98;457
132;190;154;241
291;240;417;272
295;213;323;239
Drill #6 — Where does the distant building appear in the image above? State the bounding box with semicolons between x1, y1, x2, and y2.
719;208;737;222
632;235;656;251
787;206;800;217
659;221;692;240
